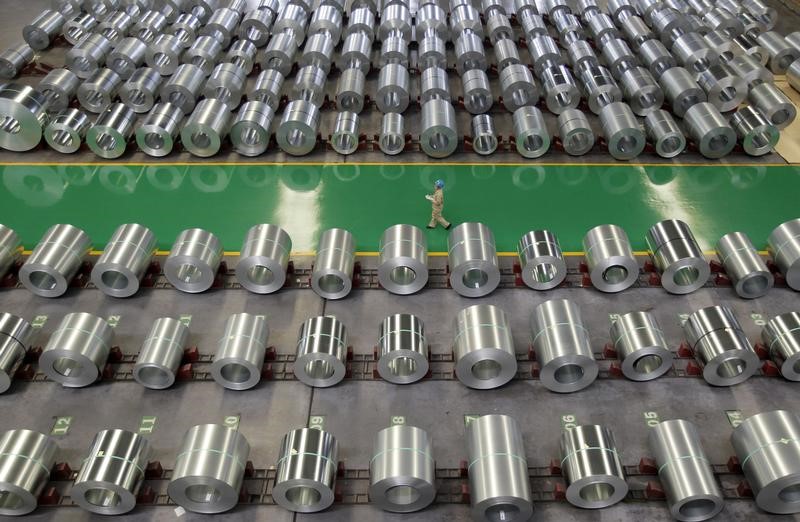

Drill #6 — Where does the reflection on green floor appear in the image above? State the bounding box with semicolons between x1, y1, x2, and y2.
1;162;797;252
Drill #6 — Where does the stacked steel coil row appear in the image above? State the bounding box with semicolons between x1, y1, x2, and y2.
0;0;798;158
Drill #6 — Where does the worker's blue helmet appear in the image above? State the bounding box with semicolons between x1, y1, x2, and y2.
434;179;445;188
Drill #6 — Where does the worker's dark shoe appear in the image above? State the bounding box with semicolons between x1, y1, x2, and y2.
445;224;452;230
426;225;435;229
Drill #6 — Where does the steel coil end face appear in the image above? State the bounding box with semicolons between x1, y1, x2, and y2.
763;312;800;381
378;224;428;295
0;428;58;515
276;100;320;156
91;223;157;298
39;312;113;387
273;427;339;513
730;105;779;157
447;222;500;298
19;223;91;298
164;228;223;293
0;313;32;393
582;224;639;293
517;230;566;290
294;316;348;388
311;228;355;300
716;231;773;299
645;109;686;158
377;314;428;384
610;311;673;381
513;106;550;158
211;313;268;391
231;101;274;157
133;317;189;390
0;84;48;152
86;104;135;159
561;425;628;509
646;219;710;295
453;304;517;390
237;224;292;294
370;425;436;513
768;218;800;290
45;109;91;154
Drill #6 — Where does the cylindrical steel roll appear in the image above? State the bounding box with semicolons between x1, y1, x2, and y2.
660;67;706;118
757;31;799;74
276;100;321;156
311;228;355;300
211;313;268;390
331;111;359;155
683;305;759;386
768;218;800;290
466;415;533;521
763;312;800;381
599;101;645;160
335;68;365;113
378;313;428;384
252;69;284;112
418;35;446;70
182;35;221;76
181;98;231;158
730;105;779;157
646;219;709;294
370;425;435;512
531;299;598;392
160;63;205;114
77;67;121;113
512;105;550;159
0;224;19;281
748;82;796;130
0;43;34;80
582;224;639;292
578;64;622;115
107;37;146;80
240;9;273;46
24;10;65;51
133;317;189;389
19;223;91;298
226;39;257;76
203;63;246;108
731;410;800;514
461;69;492;115
237;223;291;294
645;109;686;158
66;33;112;79
696;64;746;113
0;84;49;152
470;114;497;156
378;224;427;295
560;425;628;508
45;108;91;154
0;429;58;515
0;313;32;393
262;32;297;76
639;39;677;79
499;63;538;112
610;311;673;381
135;102;182;157
91;223;156;298
541;65;580;114
447;222;500;298
168;424;250;513
620;66;663;116
292;65;326;106
420;99;458;159
674;32;719;73
63;13;97;46
453;304;516;389
39;312;113;387
36;68;79;112
716;231;773;299
72;429;150;515
86;103;136;159
648;419;723;521
273;428;339;513
557;108;594;156
517;230;566;290
146;34;183;76
164;228;223;293
231;101;274;157
294;316;347;387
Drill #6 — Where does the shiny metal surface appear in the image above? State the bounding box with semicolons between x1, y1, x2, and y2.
19;223;91;298
133;317;189;389
582;224;639;293
0;224;20;281
645;109;686;158
683;102;736;159
517;229;566;290
71;429;150;515
231;101;274;157
159;63;205;114
420;98;458;159
204;63;246;108
610;311;673;381
748;82;796;130
730;105;779;157
273;427;339;513
331;111;360;156
557;108;594;156
646;219;710;295
0;43;34;80
276;100;320;156
24;10;64;51
294;316;347;387
90;223;156;298
466;415;533;521
164;228;223;293
370;425;435;512
135;102;182;157
716;231;773;299
237;223;291;294
683;305;759;386
377;313;428;384
168;424;250;513
513;105;550;159
599;101;645;161
35;68;79;113
762;312;800;381
0;313;33;394
379;112;405;155
39;312;113;387
77;67;121;113
660;67;706;118
119;67;162;114
181;98;232;158
107;37;146;80
453;304;516;390
0;429;58;515
211;312;268;390
378;224;427;295
311;228;355;300
648;419;723;521
560;424;628;509
768;218;800;290
86;103;135;159
470;114;498;156
0;84;49;152
45;108;91;154
146;34;183;75
447;222;500;298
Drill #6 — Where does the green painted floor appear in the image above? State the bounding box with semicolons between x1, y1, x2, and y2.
1;162;797;253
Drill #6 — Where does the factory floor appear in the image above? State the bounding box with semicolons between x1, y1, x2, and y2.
1;0;800;521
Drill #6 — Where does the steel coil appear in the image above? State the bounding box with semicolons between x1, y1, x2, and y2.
133;317;189;389
0;224;20;280
0;84;49;152
86;103;135;159
45;108;91;154
181;98;232;158
135;102;182;157
0;429;58;515
378;224;427;295
19;223;91;298
453;304;516;389
164;228;223;293
211;313;268;390
237;223;291;294
646;219;709;294
558;108;594;156
294;316;348;387
447;222;500;298
39;312;113;387
311;228;355;299
517;229;566;290
610;311;673;381
763;312;800;381
0;313;33;394
645;109;686;158
768;218;800;290
560;425;628;508
370;425;435;512
377;314;428;384
90;223;156;297
273;427;339;512
582;224;639;292
716;231;773;298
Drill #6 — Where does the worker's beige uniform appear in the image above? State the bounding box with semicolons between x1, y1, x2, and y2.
428;188;450;228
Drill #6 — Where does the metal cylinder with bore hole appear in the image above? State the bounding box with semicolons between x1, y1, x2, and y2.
335;68;365;113
168;424;250;513
86;103;136;159
421;99;458;158
203;63;246;108
748;82;796;130
90;223;156;298
66;33;112;79
0;313;33;393
72;429;150;515
211;313;268;390
578;65;622;115
119;67;162;113
0;84;49;152
77;67;122;113
237;223;291;294
0;224;19;281
370;425;435;512
273;428;339;513
582;224;639;293
378;314;429;384
24;10;65;51
558;108;594;156
164;228;223;293
682;305;759;386
39;312;113;387
660;67;706;118
331;111;360;155
696;64;746;112
181;36;221;76
646;219;709;294
378;224;427;295
231;101;274;157
19;223;91;298
0;44;34;80
253;69;285;112
63;13;97;46
730;105;779;156
620;66;663;116
461;69;492;114
683;102;736;159
135;102;183;157
470;114;497;155
379;113;405;155
146;34;183;75
731;410;800;514
763;312;800;381
133;317;189;389
560;424;628;509
294;315;348;387
768;218;800;290
466;415;534;521
648;419;724;522
716;231;773;299
610;311;673;381
645;109;686;158
181;98;232;158
160;63;205;114
513;105;550;158
107;37;146;80
36;68;79;112
45;108;91;154
531;298;598;392
276;100;321;156
311;228;355;300
517;229;566;290
757;31;799;74
453;304;517;390
447;222;500;298
0;429;58;515
599;101;645;160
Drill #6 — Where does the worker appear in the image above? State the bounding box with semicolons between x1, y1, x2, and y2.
426;179;451;230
